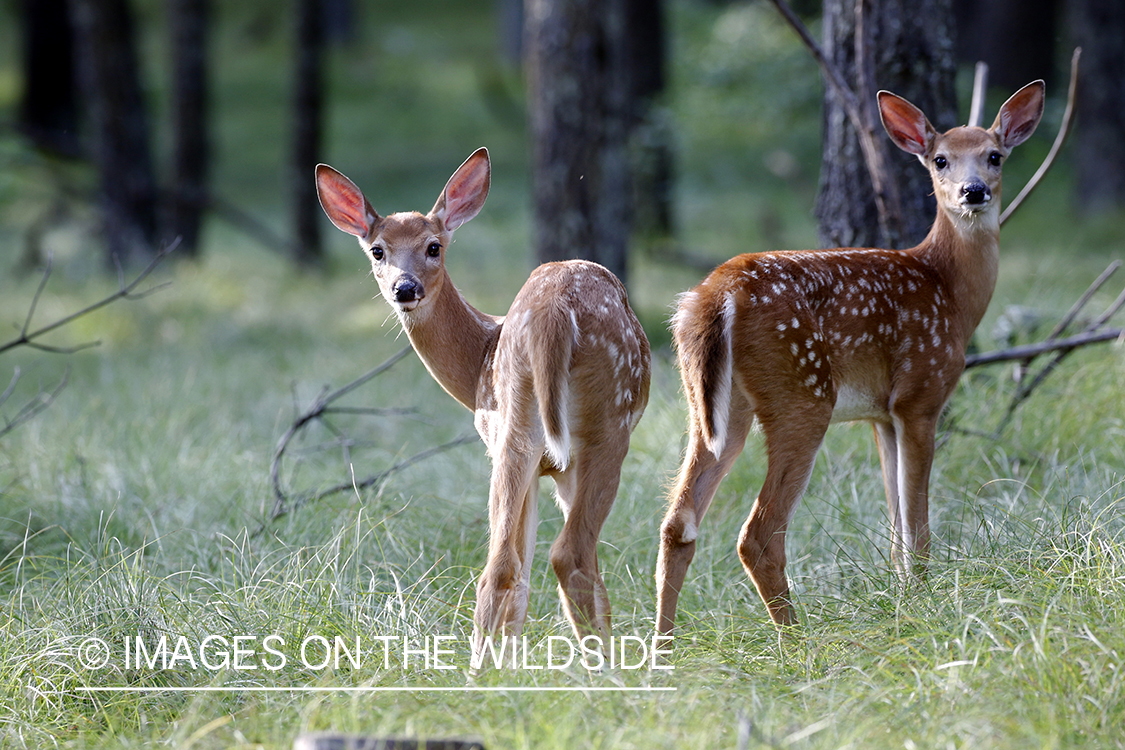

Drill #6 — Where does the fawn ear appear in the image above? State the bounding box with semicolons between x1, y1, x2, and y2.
316;164;379;238
991;80;1045;150
878;91;935;158
432;147;490;232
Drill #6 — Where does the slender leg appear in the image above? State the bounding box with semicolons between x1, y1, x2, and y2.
873;421;906;574
472;443;541;653
736;409;830;625
656;395;755;634
891;413;938;576
549;438;627;641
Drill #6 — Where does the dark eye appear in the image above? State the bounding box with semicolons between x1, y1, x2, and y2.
370;245;384;261
426;242;441;258
988;151;1002;167
934;155;948;170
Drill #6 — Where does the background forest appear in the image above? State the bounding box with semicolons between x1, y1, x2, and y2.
1;1;1124;748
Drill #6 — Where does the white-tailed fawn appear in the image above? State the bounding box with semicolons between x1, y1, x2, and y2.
316;148;651;659
656;81;1045;631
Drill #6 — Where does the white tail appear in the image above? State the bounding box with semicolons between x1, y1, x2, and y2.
315;148;651;659
656;81;1045;631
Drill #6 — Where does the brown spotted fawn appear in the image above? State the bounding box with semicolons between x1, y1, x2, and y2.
657;81;1045;631
315;148;651;660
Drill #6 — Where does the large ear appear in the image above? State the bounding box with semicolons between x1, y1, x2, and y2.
990;80;1045;150
431;147;490;231
316;164;379;238
878;91;936;158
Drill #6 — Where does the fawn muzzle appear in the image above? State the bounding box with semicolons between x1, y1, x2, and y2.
961;182;991;207
392;275;424;308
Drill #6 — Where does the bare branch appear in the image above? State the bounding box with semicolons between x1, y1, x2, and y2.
274;431;479;522
0;368;69;440
968;62;989;128
0;239;178;357
1000;48;1081;227
270;346;413;514
1042;260;1120;342
767;0;902;244
964;328;1123;369
959;261;1124;438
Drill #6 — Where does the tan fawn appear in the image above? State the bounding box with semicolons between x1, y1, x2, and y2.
315;148;651;659
656;81;1045;631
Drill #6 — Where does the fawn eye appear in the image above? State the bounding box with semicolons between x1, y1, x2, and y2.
370;245;384;261
933;155;948;170
988;151;1002;167
426;241;442;258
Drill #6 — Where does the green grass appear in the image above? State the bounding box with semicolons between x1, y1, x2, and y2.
2;0;1125;748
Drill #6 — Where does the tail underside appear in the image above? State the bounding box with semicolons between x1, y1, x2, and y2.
672;290;735;459
530;306;575;470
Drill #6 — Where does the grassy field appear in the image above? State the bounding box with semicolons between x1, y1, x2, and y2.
2;1;1125;748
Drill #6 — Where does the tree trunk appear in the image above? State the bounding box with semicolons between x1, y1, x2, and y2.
817;0;957;250
292;0;325;266
953;0;1059;91
18;0;82;158
70;0;159;266
1067;0;1125;213
525;0;631;284
625;0;674;241
168;0;211;257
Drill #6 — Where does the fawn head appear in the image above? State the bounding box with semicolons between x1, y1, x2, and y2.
879;81;1045;225
316;148;491;321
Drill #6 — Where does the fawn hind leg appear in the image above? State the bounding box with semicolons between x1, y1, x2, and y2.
656;392;756;634
737;406;831;625
549;437;629;641
472;443;541;653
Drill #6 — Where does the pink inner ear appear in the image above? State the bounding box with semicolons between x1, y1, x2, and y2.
318;170;371;237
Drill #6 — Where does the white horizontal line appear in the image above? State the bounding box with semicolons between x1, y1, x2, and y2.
76;686;676;693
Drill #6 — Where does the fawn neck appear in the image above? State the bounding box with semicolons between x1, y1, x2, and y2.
400;269;501;412
912;183;1001;343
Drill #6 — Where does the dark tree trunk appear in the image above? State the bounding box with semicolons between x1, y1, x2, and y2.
954;0;1060;90
18;0;82;158
625;0;674;241
292;0;325;266
1067;0;1125;213
817;0;957;250
70;0;160;265
525;0;631;285
168;0;211;257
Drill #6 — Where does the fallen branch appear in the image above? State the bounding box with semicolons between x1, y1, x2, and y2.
959;260;1124;438
964;328;1123;368
268;345;479;523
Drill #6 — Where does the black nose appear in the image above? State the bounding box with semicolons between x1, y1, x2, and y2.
962;183;990;205
392;276;422;303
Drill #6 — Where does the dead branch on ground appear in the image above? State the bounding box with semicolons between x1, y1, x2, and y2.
268;345;479;523
958;260;1124;438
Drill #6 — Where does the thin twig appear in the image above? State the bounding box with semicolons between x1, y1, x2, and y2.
0;368;69;440
1042;260;1119;342
1000;48;1081;226
968;62;989;128
281;431;480;518
0;239;179;357
767;0;902;245
270;345;413;514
